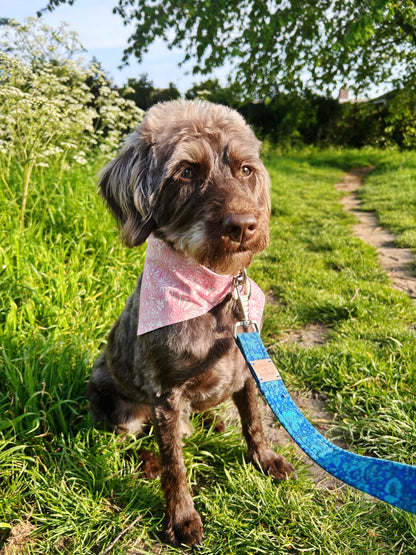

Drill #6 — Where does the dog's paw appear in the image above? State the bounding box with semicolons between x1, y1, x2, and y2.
165;510;204;547
136;448;161;479
253;448;297;481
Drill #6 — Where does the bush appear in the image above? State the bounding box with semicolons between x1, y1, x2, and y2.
384;83;416;149
184;78;416;150
0;17;144;227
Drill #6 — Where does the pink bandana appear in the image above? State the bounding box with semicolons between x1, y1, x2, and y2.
137;235;265;335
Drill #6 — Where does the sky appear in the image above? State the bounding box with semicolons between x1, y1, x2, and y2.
2;0;225;93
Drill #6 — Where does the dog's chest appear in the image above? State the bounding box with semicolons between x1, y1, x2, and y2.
140;300;251;406
184;342;249;411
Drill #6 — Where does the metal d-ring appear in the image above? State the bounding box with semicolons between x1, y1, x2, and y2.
232;269;259;337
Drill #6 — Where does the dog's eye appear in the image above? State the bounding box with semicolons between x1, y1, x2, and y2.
240;165;252;177
180;168;193;181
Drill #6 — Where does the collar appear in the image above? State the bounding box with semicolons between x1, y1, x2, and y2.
137;235;265;335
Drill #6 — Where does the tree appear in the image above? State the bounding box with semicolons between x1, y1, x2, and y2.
151;82;181;105
185;78;245;106
120;74;180;109
121;74;155;109
41;0;416;97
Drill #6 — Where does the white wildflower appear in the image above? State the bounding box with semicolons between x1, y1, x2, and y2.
0;17;144;225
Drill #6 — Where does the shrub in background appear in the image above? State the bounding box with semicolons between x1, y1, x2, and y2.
182;77;416;150
0;17;143;228
384;81;416;149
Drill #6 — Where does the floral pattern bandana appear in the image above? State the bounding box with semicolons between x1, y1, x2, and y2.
137;235;265;335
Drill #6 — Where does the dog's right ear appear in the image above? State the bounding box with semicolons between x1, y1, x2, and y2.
99;133;156;247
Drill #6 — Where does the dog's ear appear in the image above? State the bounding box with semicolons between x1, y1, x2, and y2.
99;133;156;247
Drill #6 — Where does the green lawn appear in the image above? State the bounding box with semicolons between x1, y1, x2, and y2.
1;147;416;553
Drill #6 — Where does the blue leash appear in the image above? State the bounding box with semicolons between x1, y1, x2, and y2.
232;273;416;515
236;331;416;514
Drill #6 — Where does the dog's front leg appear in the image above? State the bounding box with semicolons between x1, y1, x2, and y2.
233;377;297;480
152;395;203;547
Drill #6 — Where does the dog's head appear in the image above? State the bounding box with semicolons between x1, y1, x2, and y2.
100;99;271;275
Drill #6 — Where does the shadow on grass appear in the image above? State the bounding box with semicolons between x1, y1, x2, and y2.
1;331;90;440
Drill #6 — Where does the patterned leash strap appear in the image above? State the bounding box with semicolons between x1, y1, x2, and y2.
235;330;416;514
231;271;416;514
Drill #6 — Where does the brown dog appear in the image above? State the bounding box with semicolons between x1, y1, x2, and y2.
87;100;295;547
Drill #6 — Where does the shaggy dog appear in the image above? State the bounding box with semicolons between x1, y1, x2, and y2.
87;100;296;547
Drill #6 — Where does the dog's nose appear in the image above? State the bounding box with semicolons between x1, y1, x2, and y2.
222;213;257;243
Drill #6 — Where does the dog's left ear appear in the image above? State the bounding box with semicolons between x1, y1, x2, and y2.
99;133;157;247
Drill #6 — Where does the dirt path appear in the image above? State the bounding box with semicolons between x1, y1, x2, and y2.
254;166;416;488
335;167;416;299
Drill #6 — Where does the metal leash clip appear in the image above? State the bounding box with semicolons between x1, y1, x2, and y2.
232;269;259;338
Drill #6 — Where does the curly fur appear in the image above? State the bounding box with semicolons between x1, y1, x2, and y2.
87;99;295;547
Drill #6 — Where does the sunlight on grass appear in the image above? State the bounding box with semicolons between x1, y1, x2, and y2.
1;148;416;553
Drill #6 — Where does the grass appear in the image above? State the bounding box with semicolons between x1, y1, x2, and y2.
1;147;416;553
